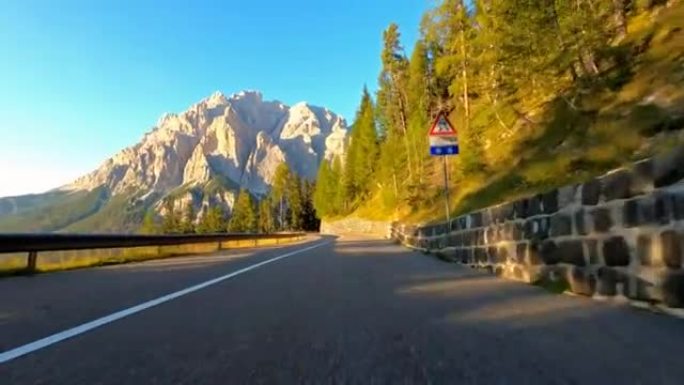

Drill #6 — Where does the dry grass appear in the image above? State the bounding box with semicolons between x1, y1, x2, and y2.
0;236;304;276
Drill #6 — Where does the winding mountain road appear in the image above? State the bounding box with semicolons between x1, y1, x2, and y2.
1;235;683;384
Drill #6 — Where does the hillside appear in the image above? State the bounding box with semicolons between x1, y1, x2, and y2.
0;91;348;233
316;0;684;225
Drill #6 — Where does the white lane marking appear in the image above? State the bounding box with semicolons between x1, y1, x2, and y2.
0;241;329;365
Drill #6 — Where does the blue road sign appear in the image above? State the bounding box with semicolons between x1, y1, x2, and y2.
430;145;459;156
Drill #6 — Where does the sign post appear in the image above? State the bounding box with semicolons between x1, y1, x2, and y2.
428;112;459;225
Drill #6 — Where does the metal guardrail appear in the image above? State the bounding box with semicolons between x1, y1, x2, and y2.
0;233;305;274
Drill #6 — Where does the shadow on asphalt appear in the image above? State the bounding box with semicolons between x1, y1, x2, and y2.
329;236;684;378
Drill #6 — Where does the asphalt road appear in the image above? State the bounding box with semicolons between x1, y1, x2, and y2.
1;235;683;384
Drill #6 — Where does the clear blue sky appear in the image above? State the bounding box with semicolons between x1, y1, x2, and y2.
0;0;429;197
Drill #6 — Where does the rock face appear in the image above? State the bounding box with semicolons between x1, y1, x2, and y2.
68;91;347;196
0;91;348;233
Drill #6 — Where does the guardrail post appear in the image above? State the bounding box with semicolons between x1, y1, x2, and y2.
27;251;38;274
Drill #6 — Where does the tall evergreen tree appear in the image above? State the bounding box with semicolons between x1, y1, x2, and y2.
229;189;257;232
286;174;304;230
180;204;196;234
140;210;159;235
197;206;225;234
377;23;413;189
331;156;346;214
258;194;276;233
161;199;181;234
272;163;292;230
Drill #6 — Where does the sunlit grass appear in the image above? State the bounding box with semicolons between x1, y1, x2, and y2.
0;236;303;276
348;3;684;226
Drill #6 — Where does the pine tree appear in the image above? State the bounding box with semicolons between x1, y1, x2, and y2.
258;194;276;233
313;160;334;218
406;38;432;192
350;87;379;199
161;199;181;234
272;163;291;230
301;179;320;231
377;23;413;190
197;206;225;234
331;156;346;214
180;204;196;234
286;174;304;230
229;189;257;233
140;210;159;235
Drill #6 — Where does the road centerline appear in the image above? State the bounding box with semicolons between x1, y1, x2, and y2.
0;241;329;365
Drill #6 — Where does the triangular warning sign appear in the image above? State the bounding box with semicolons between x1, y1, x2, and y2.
428;112;457;137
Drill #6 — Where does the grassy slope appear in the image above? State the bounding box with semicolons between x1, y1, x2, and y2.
354;4;684;225
0;187;110;232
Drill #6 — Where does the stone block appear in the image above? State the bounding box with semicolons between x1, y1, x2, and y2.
488;247;499;263
558;240;586;266
513;199;529;219
458;216;467;231
523;219;534;239
638;198;656;225
464;248;474;264
632;158;654;195
603;237;631;267
582;179;601;205
623;200;638;228
673;193;684;221
591;207;613;233
602;169;634;200
513;223;523;240
662;272;684;308
660;231;682;269
550;213;573;237
516;243;527;264
574;209;587;235
502;202;515;221
623;197;658;227
475;247;488;264
542;190;559;214
634;278;654;302
568;267;596;296
528;195;543;216
470;212;483;228
558;185;578;208
482;209;493;226
460;249;469;264
477;229;486;246
637;234;654;266
540;240;560;265
653;144;684;187
654;193;672;225
504;223;515;241
449;219;458;232
586;239;600;264
513;266;524;280
499;246;510;263
596;267;619;296
485;227;496;244
529;241;543;265
539;217;551;238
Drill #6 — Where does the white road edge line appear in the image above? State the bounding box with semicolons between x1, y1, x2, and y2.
0;241;329;365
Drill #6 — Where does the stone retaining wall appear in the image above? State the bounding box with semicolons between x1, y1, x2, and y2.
321;217;391;238
392;145;684;308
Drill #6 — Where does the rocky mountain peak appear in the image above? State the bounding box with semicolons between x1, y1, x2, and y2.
66;89;348;204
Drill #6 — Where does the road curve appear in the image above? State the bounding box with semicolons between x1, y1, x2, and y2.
1;235;683;384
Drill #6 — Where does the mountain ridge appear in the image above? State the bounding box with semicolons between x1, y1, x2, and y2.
0;90;348;233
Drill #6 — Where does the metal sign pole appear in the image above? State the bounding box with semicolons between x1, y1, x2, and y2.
442;156;451;225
